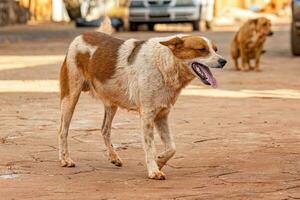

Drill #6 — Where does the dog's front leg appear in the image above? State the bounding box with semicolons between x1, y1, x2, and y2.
141;112;166;180
254;48;262;72
154;113;176;170
240;46;250;71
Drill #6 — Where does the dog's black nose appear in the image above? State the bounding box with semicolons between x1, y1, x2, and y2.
218;58;227;68
268;31;273;36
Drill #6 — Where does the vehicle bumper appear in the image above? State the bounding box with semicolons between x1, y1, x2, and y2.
129;6;200;23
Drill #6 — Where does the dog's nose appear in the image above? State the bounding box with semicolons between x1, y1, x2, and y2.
268;31;273;36
218;58;227;68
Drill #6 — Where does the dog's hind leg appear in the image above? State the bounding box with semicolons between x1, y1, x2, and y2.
101;105;122;167
58;59;82;167
154;113;176;170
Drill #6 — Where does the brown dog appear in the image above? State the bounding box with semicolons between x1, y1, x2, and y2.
231;17;273;71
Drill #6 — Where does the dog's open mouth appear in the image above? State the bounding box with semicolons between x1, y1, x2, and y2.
191;62;217;88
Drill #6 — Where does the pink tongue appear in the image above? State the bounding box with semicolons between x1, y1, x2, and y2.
201;67;218;88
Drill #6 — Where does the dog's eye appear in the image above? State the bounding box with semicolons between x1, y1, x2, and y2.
198;48;206;52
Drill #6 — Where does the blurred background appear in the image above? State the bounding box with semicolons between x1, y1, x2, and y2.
1;1;300;199
0;0;292;30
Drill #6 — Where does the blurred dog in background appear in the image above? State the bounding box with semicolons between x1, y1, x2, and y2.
231;17;273;71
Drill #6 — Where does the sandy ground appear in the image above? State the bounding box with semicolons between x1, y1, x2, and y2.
0;25;300;200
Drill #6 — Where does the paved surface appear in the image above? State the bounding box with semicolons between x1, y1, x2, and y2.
0;24;300;200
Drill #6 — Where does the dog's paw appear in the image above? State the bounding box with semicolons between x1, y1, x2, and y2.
156;160;165;170
60;158;76;167
110;157;123;167
255;68;262;72
241;68;250;72
148;171;166;180
109;152;123;167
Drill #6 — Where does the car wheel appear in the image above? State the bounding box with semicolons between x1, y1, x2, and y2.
129;22;138;31
192;20;200;31
291;21;300;56
147;23;155;31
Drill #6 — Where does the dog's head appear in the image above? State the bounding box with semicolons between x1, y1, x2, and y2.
160;36;226;88
254;17;273;36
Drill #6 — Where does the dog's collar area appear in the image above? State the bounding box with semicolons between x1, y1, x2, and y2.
191;62;218;88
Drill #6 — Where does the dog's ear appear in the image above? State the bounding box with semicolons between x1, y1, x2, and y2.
212;43;218;52
160;37;183;50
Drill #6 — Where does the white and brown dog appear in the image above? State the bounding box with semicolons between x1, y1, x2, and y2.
58;25;227;180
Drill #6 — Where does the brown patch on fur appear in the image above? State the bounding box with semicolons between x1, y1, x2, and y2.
76;52;90;77
155;108;170;121
127;40;145;64
159;37;183;50
59;58;69;100
160;36;210;59
82;32;102;46
81;32;124;82
76;52;91;91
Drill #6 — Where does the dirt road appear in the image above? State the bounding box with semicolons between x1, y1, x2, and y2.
0;25;300;199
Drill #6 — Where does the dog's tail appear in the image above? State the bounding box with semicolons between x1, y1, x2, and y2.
97;16;113;35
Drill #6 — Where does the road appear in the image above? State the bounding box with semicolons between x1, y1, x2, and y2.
0;25;300;199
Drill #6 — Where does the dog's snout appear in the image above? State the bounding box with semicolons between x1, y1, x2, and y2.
218;58;227;68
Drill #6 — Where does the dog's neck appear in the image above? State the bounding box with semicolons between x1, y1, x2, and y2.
154;46;194;90
173;61;195;89
166;61;195;105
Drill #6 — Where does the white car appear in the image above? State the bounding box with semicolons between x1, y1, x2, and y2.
129;0;202;31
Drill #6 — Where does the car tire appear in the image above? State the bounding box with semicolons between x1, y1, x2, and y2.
192;20;200;31
129;22;138;31
147;23;155;31
291;21;300;56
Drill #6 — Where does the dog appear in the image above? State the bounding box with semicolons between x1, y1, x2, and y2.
231;17;273;71
58;21;227;180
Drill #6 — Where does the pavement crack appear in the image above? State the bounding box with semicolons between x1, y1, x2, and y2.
211;171;239;178
172;194;199;200
167;164;219;169
252;185;300;194
193;138;220;143
288;195;300;199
